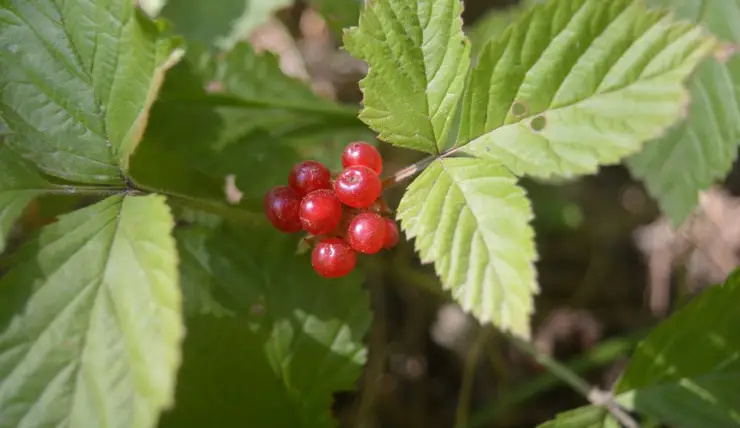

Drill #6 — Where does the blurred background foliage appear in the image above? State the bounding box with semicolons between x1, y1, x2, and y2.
5;0;739;427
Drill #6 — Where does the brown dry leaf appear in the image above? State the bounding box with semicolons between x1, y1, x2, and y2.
634;186;740;316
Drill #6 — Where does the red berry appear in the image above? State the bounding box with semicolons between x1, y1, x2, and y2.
383;218;400;249
312;238;357;278
264;186;302;233
289;160;331;196
300;189;343;235
334;166;382;208
347;213;386;254
342;142;382;174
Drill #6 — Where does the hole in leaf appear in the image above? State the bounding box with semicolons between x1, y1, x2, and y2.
511;101;527;117
530;115;546;132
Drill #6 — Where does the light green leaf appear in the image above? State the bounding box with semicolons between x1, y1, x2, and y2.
0;195;183;428
159;225;371;427
397;157;537;338
344;0;471;154
159;0;293;50
457;0;717;179
138;0;166;17
0;147;55;253
0;0;183;183
540;270;740;428
627;0;740;225
307;0;361;36
468;6;524;59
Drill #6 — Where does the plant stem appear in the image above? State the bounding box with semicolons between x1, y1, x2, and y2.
45;185;136;197
506;335;639;428
380;142;472;190
455;329;491;428
382;155;435;189
467;331;645;427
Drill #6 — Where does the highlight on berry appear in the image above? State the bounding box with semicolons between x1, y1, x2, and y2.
263;141;400;278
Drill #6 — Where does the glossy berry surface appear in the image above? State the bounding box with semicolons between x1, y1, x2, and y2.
289;160;332;196
312;238;357;278
383;218;400;249
300;189;342;235
334;165;382;208
347;213;386;254
264;186;302;233
342;142;383;174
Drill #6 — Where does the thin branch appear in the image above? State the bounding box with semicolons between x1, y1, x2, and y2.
380;139;489;190
455;329;491;428
44;185;137;197
506;335;639;428
381;155;435;189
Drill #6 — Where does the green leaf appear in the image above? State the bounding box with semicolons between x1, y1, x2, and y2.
307;0;361;36
0;0;183;184
456;0;717;179
131;44;366;214
627;0;740;225
0;147;55;253
397;157;537;338
613;270;740;427
159;225;371;427
0;195;183;428
160;0;293;50
540;270;740;428
139;0;167;17
344;0;471;154
537;406;617;428
183;44;351;120
468;6;524;59
175;227;233;318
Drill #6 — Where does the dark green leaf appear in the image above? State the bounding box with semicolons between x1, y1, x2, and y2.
160;224;371;427
613;271;740;427
0;147;55;253
540;271;740;427
0;0;182;183
160;0;293;49
131;44;366;213
307;0;361;36
175;227;233;317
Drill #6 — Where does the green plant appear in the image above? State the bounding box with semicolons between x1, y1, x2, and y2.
0;0;738;427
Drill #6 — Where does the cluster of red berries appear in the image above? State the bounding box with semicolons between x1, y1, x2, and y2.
264;142;399;278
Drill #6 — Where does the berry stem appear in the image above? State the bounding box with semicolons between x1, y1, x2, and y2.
381;143;468;190
381;155;435;189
